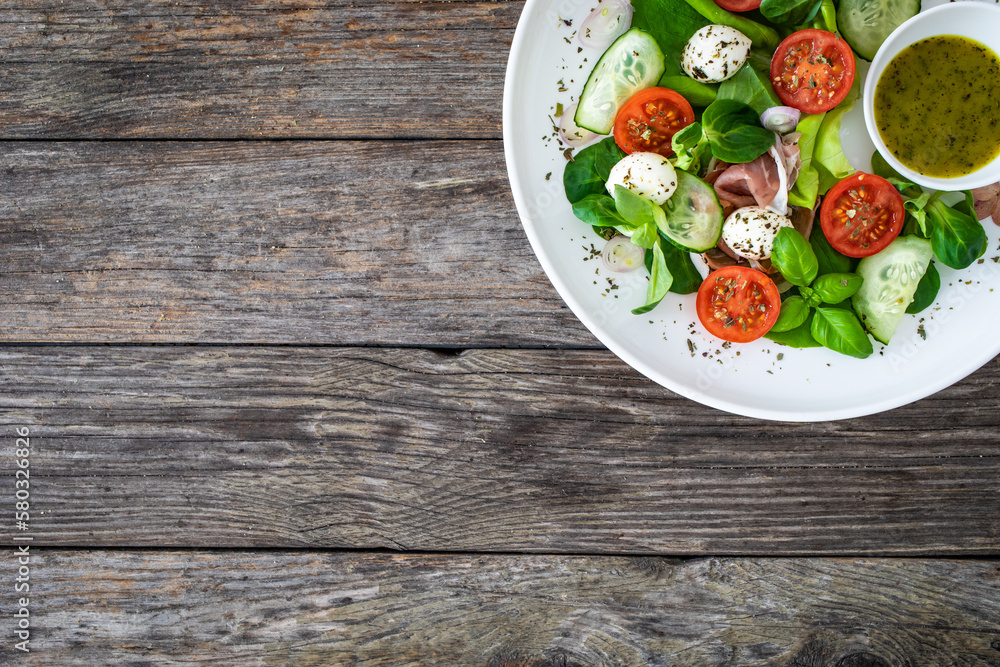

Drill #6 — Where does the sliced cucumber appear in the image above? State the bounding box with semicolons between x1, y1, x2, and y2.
851;235;933;344
657;169;723;252
574;28;665;135
838;0;919;61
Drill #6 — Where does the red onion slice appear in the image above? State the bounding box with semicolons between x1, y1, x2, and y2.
578;0;633;51
602;235;645;273
760;106;801;134
558;103;600;147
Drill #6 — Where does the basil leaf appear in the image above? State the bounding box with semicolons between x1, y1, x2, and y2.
799;285;819;307
760;0;823;29
563;138;626;204
632;240;674;315
906;261;941;314
811;222;855;276
810;306;873;359
658;75;718;107
770;227;819;287
571;194;633;233
769;295;810;333
765;311;823;347
926;194;987;270
716;63;781;116
811;272;863;304
701;99;775;164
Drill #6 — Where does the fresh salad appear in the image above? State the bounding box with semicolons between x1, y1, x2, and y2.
559;0;995;358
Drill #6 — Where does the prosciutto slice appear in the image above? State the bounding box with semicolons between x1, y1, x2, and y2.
703;159;732;186
788;202;817;241
780;132;802;185
972;182;1000;224
712;154;778;209
712;134;802;214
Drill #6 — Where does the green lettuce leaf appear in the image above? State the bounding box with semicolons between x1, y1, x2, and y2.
814;102;856;193
787;112;824;209
813;76;861;194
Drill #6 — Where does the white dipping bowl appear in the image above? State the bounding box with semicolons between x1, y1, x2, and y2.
863;1;1000;190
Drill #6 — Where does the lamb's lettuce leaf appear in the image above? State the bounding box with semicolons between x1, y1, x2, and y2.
905;262;940;314
563;138;626;204
717;62;781;115
760;0;823;30
925;193;987;270
571;194;634;235
632;238;674;314
701;99;774;164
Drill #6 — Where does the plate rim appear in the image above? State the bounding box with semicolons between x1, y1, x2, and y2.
501;0;999;421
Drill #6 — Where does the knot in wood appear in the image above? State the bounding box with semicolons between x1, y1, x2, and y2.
835;653;890;667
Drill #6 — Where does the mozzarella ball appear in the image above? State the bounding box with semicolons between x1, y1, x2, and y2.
681;25;751;83
605;152;678;206
722;207;792;260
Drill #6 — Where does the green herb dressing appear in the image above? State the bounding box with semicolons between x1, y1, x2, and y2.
874;35;1000;178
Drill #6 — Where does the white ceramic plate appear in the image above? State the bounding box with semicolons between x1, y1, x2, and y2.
502;0;1000;421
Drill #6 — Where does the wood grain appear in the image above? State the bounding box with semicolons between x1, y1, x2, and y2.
5;3;998;657
0;140;592;345
2;346;998;554
0;0;520;139
11;551;1000;665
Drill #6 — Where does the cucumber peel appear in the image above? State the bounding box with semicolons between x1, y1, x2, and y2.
657;170;723;252
838;0;919;61
852;235;933;344
574;28;666;134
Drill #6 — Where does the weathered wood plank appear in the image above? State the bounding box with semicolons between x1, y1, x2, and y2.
9;551;1000;665
0;0;519;139
0;140;591;345
2;346;999;553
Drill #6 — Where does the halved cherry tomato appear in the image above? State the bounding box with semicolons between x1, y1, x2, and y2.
713;0;761;11
613;87;695;158
696;266;781;343
820;172;904;258
769;29;855;114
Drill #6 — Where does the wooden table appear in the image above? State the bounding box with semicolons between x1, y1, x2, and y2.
2;1;999;664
